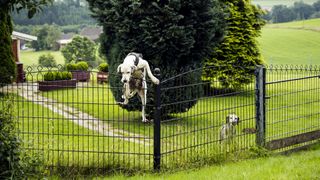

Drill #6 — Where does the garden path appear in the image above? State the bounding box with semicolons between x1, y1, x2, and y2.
3;83;152;146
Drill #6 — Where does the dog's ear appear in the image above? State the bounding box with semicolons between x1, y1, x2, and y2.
131;65;137;72
226;115;230;123
117;64;122;73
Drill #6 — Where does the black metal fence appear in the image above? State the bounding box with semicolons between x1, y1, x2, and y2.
0;64;320;175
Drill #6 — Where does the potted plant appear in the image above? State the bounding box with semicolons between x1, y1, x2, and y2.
66;61;91;82
38;71;76;91
97;63;109;84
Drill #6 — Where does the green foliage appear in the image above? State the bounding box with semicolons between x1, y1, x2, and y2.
98;63;109;72
263;0;320;23
12;0;96;26
0;97;45;179
43;71;72;81
31;24;61;51
87;0;226;115
61;36;97;66
1;0;53;19
66;61;89;71
203;0;265;89
76;61;89;71
0;8;16;87
38;53;57;67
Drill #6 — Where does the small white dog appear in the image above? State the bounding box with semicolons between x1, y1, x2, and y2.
220;113;240;143
117;52;160;122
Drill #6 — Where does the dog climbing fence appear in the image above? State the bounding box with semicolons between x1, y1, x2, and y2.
0;64;320;176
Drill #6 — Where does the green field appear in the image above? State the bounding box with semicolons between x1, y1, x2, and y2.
258;18;320;64
252;0;318;9
20;50;65;66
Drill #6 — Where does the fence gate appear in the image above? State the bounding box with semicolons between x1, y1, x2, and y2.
263;65;320;152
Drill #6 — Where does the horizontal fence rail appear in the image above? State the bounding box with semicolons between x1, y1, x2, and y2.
1;64;320;176
265;65;320;152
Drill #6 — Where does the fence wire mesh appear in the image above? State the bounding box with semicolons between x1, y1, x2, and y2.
265;65;320;152
1;64;320;176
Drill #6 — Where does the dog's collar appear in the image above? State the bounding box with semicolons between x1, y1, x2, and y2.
127;52;140;66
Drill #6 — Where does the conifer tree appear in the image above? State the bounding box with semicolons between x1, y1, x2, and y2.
88;0;226;115
0;0;52;87
203;0;265;89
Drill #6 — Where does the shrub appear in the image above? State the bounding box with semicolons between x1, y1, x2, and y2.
98;63;109;72
66;61;89;71
87;0;226;116
38;54;57;67
61;36;97;64
43;71;72;81
76;61;89;71
0;96;45;179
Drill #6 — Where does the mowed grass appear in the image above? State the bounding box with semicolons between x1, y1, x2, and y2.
258;27;320;64
267;18;320;29
20;50;65;66
9;67;317;172
111;144;320;180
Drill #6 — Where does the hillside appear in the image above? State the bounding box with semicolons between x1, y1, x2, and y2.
258;18;320;64
252;0;318;9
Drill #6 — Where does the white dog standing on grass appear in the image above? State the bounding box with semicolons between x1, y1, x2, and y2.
117;52;159;122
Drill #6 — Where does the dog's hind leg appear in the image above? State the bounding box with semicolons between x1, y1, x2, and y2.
138;80;148;122
142;61;159;85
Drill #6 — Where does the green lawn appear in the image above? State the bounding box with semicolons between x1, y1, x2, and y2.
20;50;65;66
4;66;318;174
258;19;320;64
110;144;320;180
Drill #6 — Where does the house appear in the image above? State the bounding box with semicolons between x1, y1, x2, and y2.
56;27;103;49
56;33;75;50
79;27;103;42
11;31;37;83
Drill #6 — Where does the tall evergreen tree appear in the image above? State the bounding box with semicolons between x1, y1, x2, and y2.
88;0;226;116
203;0;265;89
0;0;51;87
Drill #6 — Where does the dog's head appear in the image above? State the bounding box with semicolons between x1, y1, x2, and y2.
117;63;137;83
226;113;239;125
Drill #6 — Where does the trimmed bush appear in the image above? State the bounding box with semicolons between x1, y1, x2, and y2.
98;63;109;72
66;61;89;71
43;71;72;81
76;61;89;71
38;54;57;67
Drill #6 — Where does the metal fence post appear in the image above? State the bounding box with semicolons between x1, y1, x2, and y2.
255;65;266;147
153;68;161;171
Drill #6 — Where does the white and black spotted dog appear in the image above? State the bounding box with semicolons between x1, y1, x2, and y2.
117;52;160;122
220;113;240;143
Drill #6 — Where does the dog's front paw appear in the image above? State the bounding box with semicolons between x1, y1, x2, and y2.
153;78;160;85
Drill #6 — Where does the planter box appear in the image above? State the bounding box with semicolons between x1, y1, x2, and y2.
71;71;91;82
38;79;77;91
97;72;109;84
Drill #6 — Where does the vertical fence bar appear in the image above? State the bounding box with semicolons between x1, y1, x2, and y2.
153;68;161;171
255;65;266;147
